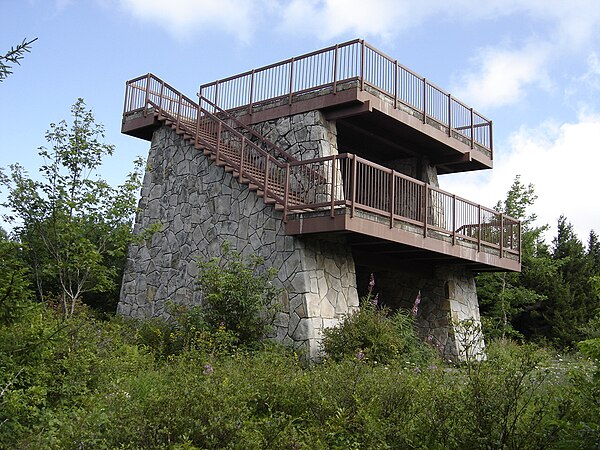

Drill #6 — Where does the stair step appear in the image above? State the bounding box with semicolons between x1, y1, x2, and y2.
153;112;311;215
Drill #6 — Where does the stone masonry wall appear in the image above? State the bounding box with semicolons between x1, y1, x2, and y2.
120;106;484;361
118;124;358;357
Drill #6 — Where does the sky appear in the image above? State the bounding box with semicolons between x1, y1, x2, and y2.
1;0;599;245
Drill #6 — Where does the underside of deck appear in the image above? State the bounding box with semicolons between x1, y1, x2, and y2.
233;85;492;175
286;210;520;272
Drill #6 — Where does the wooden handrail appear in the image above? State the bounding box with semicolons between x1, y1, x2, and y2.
124;74;516;259
198;39;493;154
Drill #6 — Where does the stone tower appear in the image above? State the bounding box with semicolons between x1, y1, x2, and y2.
118;40;521;360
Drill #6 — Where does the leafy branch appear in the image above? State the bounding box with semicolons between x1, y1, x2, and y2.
0;38;37;82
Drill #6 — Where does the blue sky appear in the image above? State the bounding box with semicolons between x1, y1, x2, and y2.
1;0;599;243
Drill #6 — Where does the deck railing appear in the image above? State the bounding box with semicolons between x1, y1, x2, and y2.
199;39;493;155
123;74;518;262
285;154;519;260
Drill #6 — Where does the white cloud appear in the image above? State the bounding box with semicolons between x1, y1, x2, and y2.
441;113;600;243
112;0;600;53
452;43;552;110
117;0;264;42
276;0;429;42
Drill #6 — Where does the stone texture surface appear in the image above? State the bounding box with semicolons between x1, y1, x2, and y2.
251;110;339;160
356;264;484;361
120;106;485;361
118;124;358;358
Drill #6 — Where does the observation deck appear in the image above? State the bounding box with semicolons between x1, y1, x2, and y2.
198;39;493;175
121;40;519;273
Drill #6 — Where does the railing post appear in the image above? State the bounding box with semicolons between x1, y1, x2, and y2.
239;137;246;182
447;93;452;137
422;77;427;124
214;80;219;110
283;163;290;223
360;40;365;91
215;121;222;164
518;221;522;263
477;205;481;253
489;120;493;159
195;103;201;147
452;194;456;246
123;81;130;117
351;155;357;218
264;156;270;202
249;69;255;114
176;92;182;131
288;57;295;106
389;170;395;228
143;74;151;117
423;184;429;237
470;107;475;149
333;44;339;94
500;213;504;258
394;61;398;109
330;156;337;218
158;80;165;115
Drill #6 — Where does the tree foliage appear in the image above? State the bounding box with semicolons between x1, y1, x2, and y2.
0;99;143;316
197;243;281;345
478;176;600;347
0;229;34;325
0;38;37;82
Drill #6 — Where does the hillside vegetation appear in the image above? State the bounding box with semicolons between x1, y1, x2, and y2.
0;100;599;449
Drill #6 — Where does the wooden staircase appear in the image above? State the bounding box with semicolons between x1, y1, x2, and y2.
130;80;310;213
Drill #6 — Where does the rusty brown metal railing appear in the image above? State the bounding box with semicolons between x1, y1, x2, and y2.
283;153;520;261
124;74;296;206
123;74;519;263
199;39;493;156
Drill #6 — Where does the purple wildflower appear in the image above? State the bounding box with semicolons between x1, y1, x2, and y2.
356;350;365;361
367;273;375;294
203;363;214;375
411;290;421;317
370;292;379;307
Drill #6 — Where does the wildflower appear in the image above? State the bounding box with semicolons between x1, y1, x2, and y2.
370;292;379;307
203;363;214;375
356;350;365;361
367;273;375;294
411;290;421;317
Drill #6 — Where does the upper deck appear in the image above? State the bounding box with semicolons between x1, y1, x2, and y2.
199;39;493;174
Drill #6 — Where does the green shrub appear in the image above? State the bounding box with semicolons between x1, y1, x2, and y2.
197;243;281;345
0;234;34;325
321;300;436;366
132;302;237;359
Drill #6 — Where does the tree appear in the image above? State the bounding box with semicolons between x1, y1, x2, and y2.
1;99;143;317
477;175;550;340
0;229;33;325
542;216;599;344
0;38;37;82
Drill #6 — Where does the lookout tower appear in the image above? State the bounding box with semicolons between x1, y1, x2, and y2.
118;40;521;359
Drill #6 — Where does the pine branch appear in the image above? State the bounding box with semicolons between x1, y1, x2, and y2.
0;38;38;82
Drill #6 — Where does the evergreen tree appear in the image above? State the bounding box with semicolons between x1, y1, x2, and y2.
541;216;599;345
477;176;549;340
0;38;36;82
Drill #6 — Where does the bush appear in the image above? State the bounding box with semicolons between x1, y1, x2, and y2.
321;299;436;366
197;243;281;345
0;233;34;325
132;302;237;359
